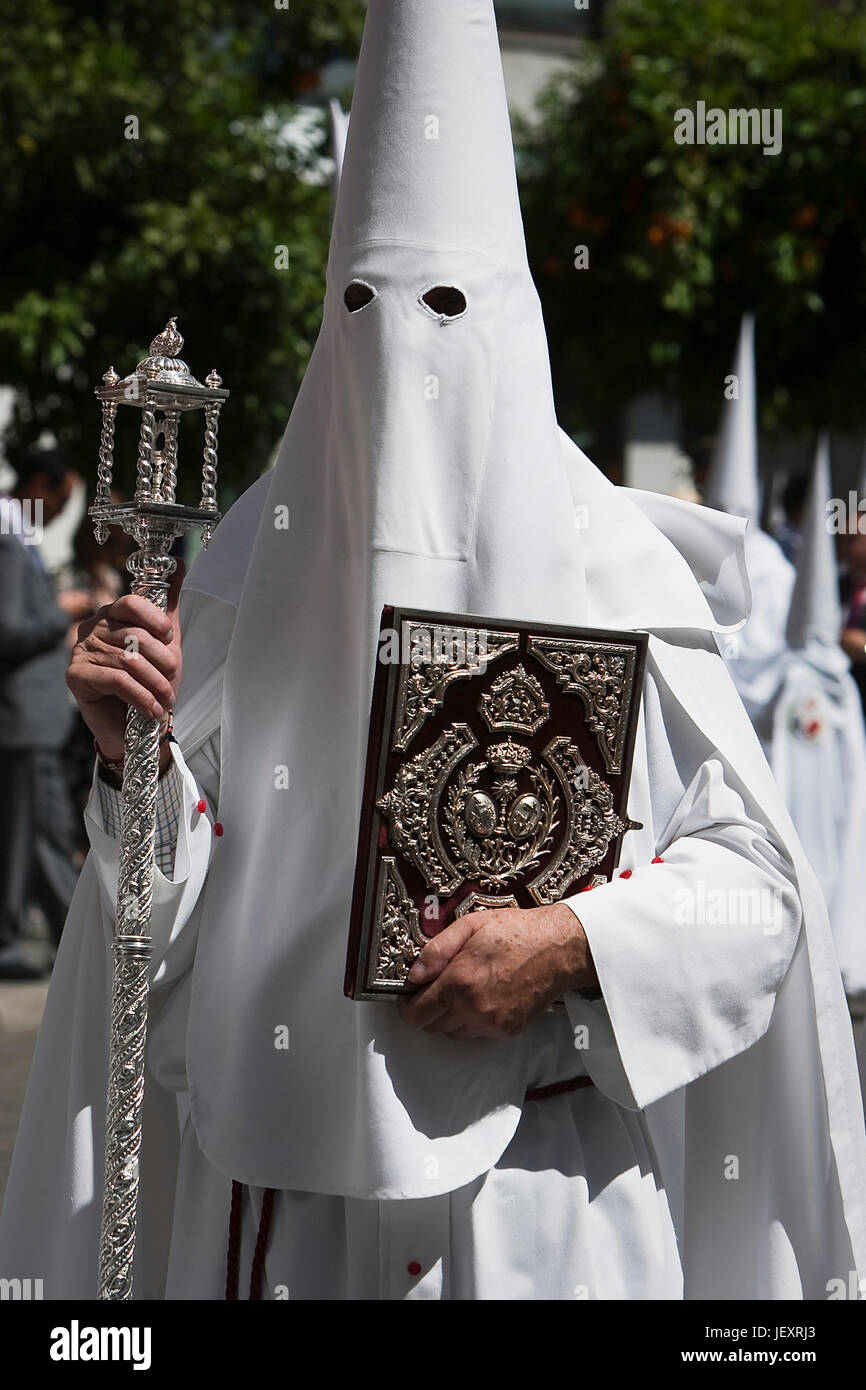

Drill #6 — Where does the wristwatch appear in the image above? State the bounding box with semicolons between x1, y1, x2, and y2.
95;711;174;788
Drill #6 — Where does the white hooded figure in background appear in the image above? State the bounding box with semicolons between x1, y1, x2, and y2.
2;0;865;1301
328;97;349;209
769;439;866;997
703;315;796;751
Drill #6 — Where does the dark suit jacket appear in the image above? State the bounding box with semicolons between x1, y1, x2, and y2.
0;533;75;749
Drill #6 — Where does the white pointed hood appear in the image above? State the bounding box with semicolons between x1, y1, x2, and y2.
328;98;348;199
705;314;760;524
331;0;526;266
698;316;794;740
786;436;842;655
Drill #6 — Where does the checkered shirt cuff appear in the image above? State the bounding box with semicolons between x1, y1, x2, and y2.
97;755;184;879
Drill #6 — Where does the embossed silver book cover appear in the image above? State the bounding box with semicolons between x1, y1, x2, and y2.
345;607;647;1002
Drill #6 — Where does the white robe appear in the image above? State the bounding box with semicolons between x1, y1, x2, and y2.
723;527;795;752
768;649;866;996
2;561;863;1299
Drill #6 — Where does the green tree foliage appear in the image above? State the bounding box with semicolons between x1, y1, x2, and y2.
517;0;866;462
0;0;365;497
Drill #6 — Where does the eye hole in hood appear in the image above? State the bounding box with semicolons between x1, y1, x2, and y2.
420;285;468;321
344;280;377;313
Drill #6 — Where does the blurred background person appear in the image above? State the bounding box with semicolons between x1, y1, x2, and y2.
769;440;866;999
0;451;90;978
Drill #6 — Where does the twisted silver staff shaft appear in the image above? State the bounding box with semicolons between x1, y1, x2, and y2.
97;533;176;1301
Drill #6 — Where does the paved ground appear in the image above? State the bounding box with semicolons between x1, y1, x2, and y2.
0;979;50;1205
0;909;56;1207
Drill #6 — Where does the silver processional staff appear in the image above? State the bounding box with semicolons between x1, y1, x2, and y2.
88;319;227;1299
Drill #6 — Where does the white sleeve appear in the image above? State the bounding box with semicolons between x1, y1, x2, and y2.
560;645;802;1112
83;732;221;992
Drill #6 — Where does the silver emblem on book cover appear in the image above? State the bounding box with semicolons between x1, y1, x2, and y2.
478;662;550;734
378;719;629;909
444;739;558;889
378;724;479;895
370;858;428;990
526;637;637;774
454;893;520;917
528;737;629;904
392;623;519;752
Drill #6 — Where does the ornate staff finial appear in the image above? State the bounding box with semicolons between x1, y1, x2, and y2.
148;316;184;359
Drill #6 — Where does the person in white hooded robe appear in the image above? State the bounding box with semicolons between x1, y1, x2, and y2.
2;0;866;1302
702;315;796;753
768;439;866;998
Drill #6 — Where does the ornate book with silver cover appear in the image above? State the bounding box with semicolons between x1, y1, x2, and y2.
345;606;647;1001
